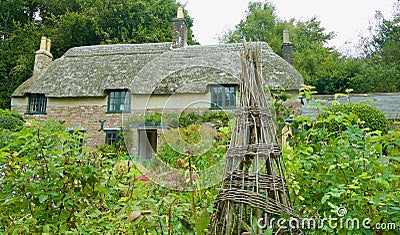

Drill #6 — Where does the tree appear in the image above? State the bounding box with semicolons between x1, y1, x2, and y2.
220;2;355;94
0;21;43;108
219;1;285;53
355;3;400;93
0;0;197;109
364;8;400;63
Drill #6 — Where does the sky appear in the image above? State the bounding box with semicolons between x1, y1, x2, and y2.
184;0;397;53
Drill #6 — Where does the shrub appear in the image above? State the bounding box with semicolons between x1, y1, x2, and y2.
286;113;400;233
0;109;24;147
0;120;117;233
0;115;24;131
0;109;22;119
317;103;391;134
0;128;12;148
178;111;231;128
156;122;230;170
0;119;218;234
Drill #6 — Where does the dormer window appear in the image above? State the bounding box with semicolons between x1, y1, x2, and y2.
210;85;236;109
28;94;47;114
107;90;131;113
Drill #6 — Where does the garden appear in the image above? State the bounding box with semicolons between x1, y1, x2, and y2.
0;88;399;234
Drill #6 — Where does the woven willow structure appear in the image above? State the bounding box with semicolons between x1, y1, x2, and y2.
209;45;298;234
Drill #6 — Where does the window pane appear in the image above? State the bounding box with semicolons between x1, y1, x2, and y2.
105;131;119;146
211;85;236;108
29;94;46;113
108;90;131;112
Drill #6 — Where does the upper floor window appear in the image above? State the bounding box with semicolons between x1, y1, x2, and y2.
107;90;131;113
28;94;47;114
210;85;236;109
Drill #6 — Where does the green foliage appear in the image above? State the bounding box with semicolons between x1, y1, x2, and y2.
0;108;22;119
352;7;400;94
221;1;400;95
1;105;400;233
220;2;283;53
0;120;116;233
0;128;13;149
318;103;392;134
0;109;24;148
48;12;101;58
350;58;400;93
179;110;231;128
271;87;292;131
0;20;41;109
138;110;231;128
0;0;197;109
286;99;400;234
0;115;24;131
0;119;220;233
178;112;201;128
119;173;217;234
363;9;400;64
156;114;232;171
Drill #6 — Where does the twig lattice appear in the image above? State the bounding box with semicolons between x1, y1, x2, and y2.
209;44;298;234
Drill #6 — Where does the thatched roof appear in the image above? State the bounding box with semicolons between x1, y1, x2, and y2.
12;42;303;97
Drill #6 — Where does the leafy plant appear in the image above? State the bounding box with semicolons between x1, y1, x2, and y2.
0;120;126;233
0;108;24;148
0;117;224;234
156;120;231;171
0;109;23;119
0;115;24;131
318;102;391;134
286;101;400;234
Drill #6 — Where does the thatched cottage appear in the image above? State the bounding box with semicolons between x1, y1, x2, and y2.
11;7;303;155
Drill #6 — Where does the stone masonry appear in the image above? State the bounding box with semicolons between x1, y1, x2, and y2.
13;103;124;147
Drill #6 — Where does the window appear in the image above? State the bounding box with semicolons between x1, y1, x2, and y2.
107;90;131;113
210;85;236;109
28;94;47;114
105;130;119;147
67;129;86;148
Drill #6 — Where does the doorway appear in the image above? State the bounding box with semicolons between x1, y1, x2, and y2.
138;129;157;161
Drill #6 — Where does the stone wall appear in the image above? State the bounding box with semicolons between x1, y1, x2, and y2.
302;93;400;120
12;97;124;147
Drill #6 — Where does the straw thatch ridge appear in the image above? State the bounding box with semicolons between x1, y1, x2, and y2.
12;42;303;98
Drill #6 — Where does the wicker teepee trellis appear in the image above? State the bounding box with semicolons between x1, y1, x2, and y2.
209;45;298;234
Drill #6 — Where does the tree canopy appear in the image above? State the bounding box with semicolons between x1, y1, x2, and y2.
1;0;399;109
0;0;196;109
220;1;400;95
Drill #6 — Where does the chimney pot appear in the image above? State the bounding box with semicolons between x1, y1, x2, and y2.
177;6;184;19
46;38;51;52
40;36;47;51
281;29;293;65
283;29;290;44
33;36;53;76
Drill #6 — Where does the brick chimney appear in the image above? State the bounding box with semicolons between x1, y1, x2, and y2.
172;6;187;49
281;29;293;65
33;36;53;76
